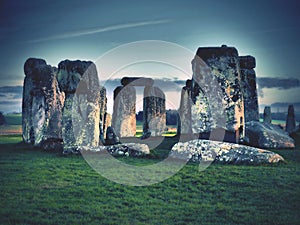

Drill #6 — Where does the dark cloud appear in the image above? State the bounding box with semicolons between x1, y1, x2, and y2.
257;77;300;89
0;86;23;94
0;86;23;113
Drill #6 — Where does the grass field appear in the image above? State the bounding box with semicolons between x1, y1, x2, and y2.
0;133;299;225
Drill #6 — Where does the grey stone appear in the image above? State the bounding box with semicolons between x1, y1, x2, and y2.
192;45;244;143
22;58;64;149
112;85;136;137
121;77;154;86
239;56;259;122
76;143;150;157
178;84;193;134
245;121;295;149
143;86;166;137
105;126;120;145
57;60;101;153
286;105;296;134
170;139;285;164
263;106;272;124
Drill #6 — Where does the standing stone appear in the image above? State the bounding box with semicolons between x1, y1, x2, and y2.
99;86;107;142
178;80;193;134
103;112;112;139
57;60;101;153
263;106;272;124
112;85;136;137
22;58;64;149
105;126;120;145
286;105;296;134
192;45;244;143
143;86;166;137
239;56;259;122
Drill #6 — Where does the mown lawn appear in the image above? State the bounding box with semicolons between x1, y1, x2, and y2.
0;134;299;225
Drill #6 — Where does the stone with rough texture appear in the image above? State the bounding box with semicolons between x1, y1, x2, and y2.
239;56;259;122
143;86;166;137
57;60;101;153
121;77;154;86
22;58;64;149
191;45;244;143
99;86;107;141
245;121;295;149
112;86;136;137
286;105;296;134
105;126;120;145
103;112;112;139
170;139;285;164
71;143;150;157
263;106;272;124
178;83;193;134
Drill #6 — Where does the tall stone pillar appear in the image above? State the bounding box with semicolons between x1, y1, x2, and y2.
57;60;101;153
286;105;296;134
22;58;64;149
178;80;192;134
112;85;136;137
239;56;259;122
263;106;272;124
143;86;166;137
192;45;245;143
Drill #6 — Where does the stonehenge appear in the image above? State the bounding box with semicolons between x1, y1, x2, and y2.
22;45;295;152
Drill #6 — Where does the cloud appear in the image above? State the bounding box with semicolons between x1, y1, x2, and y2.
257;77;300;89
27;19;171;43
0;86;23;99
0;86;23;113
256;77;300;98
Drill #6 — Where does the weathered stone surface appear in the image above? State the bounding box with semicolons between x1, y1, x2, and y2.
239;55;256;69
178;84;193;134
286;105;296;134
105;126;120;145
22;58;64;148
170;139;285;164
239;56;259;122
71;143;150;157
103;112;112;139
121;77;154;86
263;106;272;124
245;121;295;149
57;60;101;153
99;86;107;142
143;86;166;137
192;45;244;143
112;86;136;137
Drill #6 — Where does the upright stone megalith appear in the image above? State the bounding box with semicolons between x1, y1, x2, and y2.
286;105;296;134
143;86;166;137
263;106;272;124
112;85;136;137
239;56;259;122
22;58;64;149
57;60;101;153
178;80;193;134
192;45;245;142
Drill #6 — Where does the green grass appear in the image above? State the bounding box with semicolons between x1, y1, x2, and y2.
0;135;299;225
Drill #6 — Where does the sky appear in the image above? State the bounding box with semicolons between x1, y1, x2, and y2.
0;0;300;113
